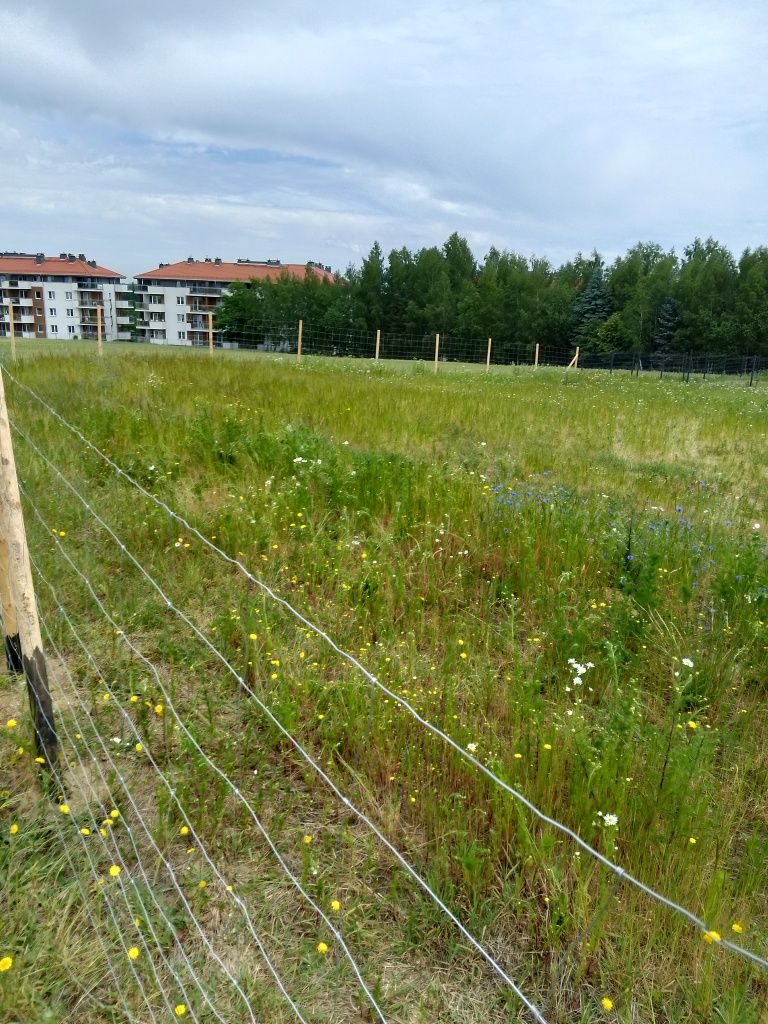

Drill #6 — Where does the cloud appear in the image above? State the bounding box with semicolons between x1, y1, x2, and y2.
1;0;766;275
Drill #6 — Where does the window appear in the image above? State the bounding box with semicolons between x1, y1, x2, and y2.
66;308;74;317
35;310;43;318
176;295;185;305
34;290;42;299
50;325;58;334
47;290;55;299
65;291;73;300
149;312;165;322
149;294;164;305
177;313;185;322
178;331;186;340
49;308;57;316
67;326;76;335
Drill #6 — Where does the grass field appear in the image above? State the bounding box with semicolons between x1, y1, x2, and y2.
1;343;767;1023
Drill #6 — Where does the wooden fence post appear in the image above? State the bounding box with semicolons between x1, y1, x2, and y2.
0;538;22;673
534;342;540;369
375;328;381;361
434;333;440;372
297;319;303;361
207;311;214;356
0;369;58;772
486;337;492;371
96;304;103;357
9;302;16;362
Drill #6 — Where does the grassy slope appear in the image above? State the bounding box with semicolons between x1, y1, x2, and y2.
1;344;767;1023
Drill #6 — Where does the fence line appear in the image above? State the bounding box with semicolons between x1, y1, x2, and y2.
13;419;549;1023
7;368;767;973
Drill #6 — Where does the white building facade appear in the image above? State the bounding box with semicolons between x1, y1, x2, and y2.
0;252;125;341
134;258;333;346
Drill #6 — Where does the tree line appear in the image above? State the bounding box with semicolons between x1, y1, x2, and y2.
215;234;768;356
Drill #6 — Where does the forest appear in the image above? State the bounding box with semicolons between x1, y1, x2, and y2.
215;235;768;356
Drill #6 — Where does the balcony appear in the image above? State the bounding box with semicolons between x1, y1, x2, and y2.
188;286;222;297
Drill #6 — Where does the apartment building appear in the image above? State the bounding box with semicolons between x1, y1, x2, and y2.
133;257;334;345
0;252;124;341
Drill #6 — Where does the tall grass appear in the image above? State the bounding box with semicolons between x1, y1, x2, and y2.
1;344;766;1022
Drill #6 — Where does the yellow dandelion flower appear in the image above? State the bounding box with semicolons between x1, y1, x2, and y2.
514;752;523;759
59;803;70;814
601;996;614;1011
101;693;111;702
0;956;13;972
732;922;744;933
110;810;120;820
688;837;697;845
9;823;19;836
198;880;207;889
5;719;17;729
128;947;140;960
249;633;257;640
154;704;164;716
543;743;552;751
180;826;190;836
80;828;91;836
35;757;46;764
16;746;24;755
687;720;698;730
303;835;313;845
129;695;139;704
174;1005;187;1017
108;865;121;878
330;900;341;913
316;942;328;955
134;743;143;753
702;930;721;944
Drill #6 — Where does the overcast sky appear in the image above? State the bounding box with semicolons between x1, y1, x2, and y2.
1;0;766;276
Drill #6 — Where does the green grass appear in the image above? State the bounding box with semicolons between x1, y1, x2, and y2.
1;343;767;1022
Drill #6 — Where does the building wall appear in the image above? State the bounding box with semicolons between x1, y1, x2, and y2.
134;280;223;346
0;274;122;341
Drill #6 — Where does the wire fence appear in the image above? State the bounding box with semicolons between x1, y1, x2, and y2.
2;362;767;1022
160;318;768;382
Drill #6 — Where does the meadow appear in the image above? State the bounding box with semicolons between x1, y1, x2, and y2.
1;343;767;1023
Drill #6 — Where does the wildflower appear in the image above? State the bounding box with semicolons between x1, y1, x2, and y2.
80;828;91;836
128;947;140;960
35;757;45;764
303;835;313;845
59;804;70;815
602;814;618;827
134;743;143;753
702;930;721;944
316;942;328;955
9;823;18;835
153;704;164;716
514;752;522;759
732;922;744;933
249;633;257;640
543;743;552;750
687;721;698;730
5;719;17;729
601;997;614;1011
110;810;120;820
129;695;139;704
330;900;341;912
180;826;190;836
682;657;694;668
108;865;121;878
101;693;111;702
198;880;207;889
0;956;12;972
466;742;478;753
688;837;697;844
174;1005;187;1017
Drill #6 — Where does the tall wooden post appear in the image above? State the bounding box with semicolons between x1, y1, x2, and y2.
0;539;22;673
207;311;214;356
434;333;440;372
0;370;58;771
534;342;540;369
8;302;16;362
486;337;492;371
375;328;381;361
574;345;580;370
96;304;103;357
297;319;303;361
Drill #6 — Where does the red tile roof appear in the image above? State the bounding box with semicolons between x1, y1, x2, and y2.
135;260;334;283
0;254;121;279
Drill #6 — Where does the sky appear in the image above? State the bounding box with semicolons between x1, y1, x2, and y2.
1;0;766;277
